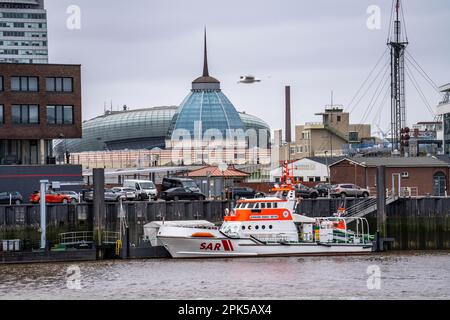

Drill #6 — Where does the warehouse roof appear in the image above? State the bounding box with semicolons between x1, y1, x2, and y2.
305;156;346;166
330;156;450;168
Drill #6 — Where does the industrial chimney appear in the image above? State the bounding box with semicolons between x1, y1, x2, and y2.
285;86;292;143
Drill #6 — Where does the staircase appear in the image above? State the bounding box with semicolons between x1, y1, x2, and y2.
341;194;399;221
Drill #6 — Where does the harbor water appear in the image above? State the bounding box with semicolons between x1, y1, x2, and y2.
0;251;449;300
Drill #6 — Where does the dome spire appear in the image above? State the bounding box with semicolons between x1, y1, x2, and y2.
192;28;220;90
203;27;209;77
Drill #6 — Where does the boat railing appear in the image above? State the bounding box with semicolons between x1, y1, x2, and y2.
315;217;371;244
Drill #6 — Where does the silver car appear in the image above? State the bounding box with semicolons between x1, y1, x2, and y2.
111;187;137;201
59;190;81;203
330;184;370;198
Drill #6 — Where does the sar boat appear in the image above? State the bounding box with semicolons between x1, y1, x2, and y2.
156;163;374;258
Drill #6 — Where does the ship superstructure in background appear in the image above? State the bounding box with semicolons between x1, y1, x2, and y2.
155;162;374;258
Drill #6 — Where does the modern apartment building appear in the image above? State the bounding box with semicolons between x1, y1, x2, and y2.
0;0;48;64
0;62;81;165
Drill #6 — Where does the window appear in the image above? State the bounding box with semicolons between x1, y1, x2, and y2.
0;76;3;91
46;77;73;92
337;116;341;122
12;105;39;124
46;105;74;124
11;76;38;91
0;105;3;123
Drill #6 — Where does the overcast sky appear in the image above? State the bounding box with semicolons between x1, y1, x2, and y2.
45;0;450;135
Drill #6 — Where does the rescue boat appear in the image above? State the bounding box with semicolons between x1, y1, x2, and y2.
156;163;374;258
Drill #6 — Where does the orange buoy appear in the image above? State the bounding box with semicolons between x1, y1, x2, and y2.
191;232;215;238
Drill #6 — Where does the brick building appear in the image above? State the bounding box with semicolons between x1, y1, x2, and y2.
0;62;82;165
330;157;450;196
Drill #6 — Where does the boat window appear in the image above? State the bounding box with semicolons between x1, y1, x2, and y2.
247;203;255;209
242;225;245;230
262;225;266;230
248;225;252;230
269;225;273;229
261;203;266;209
254;203;260;209
266;203;272;208
255;225;259;230
273;203;278;208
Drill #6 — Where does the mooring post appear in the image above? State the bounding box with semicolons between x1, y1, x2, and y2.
93;168;105;259
376;166;387;251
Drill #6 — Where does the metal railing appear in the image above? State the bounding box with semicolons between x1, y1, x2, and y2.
342;192;399;220
60;231;94;245
102;231;120;245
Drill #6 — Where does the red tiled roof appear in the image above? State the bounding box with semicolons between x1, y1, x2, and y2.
187;166;250;178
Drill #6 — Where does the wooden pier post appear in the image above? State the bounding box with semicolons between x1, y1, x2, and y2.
93;168;105;259
376;166;387;251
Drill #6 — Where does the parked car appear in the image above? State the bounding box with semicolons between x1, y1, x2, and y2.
83;189;126;202
160;187;206;201
0;191;23;205
58;190;81;203
225;187;264;200
330;184;370;198
314;183;332;197
111;187;138;201
295;184;319;199
29;191;74;204
123;180;157;200
161;177;200;193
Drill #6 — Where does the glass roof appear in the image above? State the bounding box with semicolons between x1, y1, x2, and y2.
168;90;245;139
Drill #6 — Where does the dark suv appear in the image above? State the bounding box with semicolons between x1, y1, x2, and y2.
160;187;206;201
161;177;200;192
295;184;319;199
0;191;23;205
315;183;332;197
225;187;263;200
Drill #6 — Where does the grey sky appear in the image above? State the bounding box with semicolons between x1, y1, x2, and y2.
45;0;450;135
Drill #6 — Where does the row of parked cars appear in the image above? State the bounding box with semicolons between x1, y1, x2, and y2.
293;183;371;199
0;178;371;205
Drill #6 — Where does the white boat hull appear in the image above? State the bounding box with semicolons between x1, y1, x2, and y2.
157;226;373;259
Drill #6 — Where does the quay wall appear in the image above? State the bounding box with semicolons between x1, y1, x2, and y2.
0;198;449;251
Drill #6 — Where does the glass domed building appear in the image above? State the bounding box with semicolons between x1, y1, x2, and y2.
54;32;270;156
167;32;245;141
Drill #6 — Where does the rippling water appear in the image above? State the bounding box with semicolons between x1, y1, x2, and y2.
0;251;449;300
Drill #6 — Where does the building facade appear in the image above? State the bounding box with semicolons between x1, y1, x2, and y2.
330;157;450;196
0;0;48;64
0;62;81;165
270;157;344;183
436;83;450;155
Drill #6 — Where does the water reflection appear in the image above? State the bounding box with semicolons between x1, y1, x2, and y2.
0;251;449;300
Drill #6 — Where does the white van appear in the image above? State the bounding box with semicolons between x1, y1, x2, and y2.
123;180;158;200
